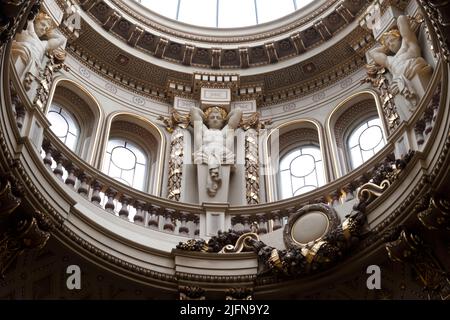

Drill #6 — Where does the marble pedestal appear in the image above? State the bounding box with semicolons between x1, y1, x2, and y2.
197;164;231;204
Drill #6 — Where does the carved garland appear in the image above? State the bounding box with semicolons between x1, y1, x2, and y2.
167;128;184;201
176;151;415;278
362;63;400;133
244;128;259;204
158;110;190;201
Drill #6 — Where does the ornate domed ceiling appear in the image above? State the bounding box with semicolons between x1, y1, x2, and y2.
72;0;373;105
135;0;315;28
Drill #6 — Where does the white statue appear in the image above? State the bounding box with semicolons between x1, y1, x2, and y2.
190;106;242;197
12;12;65;77
368;15;433;120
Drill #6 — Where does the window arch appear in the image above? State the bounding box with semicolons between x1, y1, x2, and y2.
47;80;102;163
328;93;387;176
47;103;80;151
102;138;148;191
347;118;386;169
101;116;162;194
279;144;325;199
274;122;327;201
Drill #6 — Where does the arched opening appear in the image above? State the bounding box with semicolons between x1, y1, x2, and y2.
46;79;102;163
100;113;165;195
265;119;328;201
327;91;387;176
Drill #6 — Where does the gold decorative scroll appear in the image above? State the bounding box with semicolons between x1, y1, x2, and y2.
219;232;259;253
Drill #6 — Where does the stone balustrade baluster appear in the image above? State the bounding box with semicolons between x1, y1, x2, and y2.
64;162;78;188
118;196;131;220
104;188;117;213
432;97;439;125
194;216;200;238
163;209;176;232
271;210;282;231
52;153;65;180
148;205;160;229
178;212;190;235
329;190;340;207
11;93;25;130
133;200;146;225
256;214;267;235
424;108;433;135
242;215;251;233
415;119;426;146
15;104;25;131
77;173;91;197
42;141;53;168
90;181;103;205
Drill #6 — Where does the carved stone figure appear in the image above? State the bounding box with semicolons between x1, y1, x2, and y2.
368;15;433;121
190;106;242;198
12;12;65;78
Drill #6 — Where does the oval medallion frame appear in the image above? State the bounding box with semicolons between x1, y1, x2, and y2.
283;203;341;249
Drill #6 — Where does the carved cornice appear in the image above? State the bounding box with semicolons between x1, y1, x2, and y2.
175;271;257;284
76;0;371;71
66;19;371;106
108;0;336;43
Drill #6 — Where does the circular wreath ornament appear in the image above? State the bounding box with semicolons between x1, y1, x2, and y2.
283;203;341;249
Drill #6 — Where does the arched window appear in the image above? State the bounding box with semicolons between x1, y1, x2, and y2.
347;118;386;169
279;145;325;199
47;104;80;151
102;138;148;191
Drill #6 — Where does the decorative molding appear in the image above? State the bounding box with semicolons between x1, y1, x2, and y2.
361;63;400;133
279;128;319;152
334;99;378;148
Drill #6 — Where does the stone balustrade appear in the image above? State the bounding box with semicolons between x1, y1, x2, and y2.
41;134;201;237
